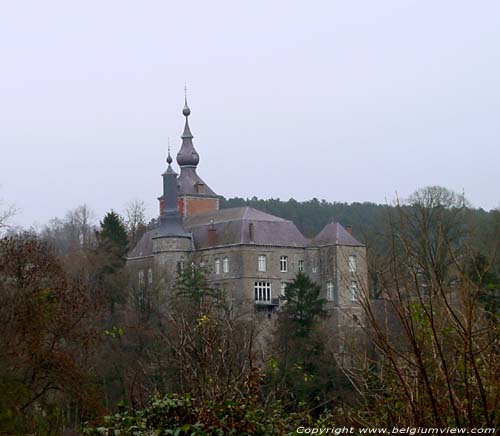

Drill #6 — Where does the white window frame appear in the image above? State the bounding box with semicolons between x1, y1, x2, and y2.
350;281;358;301
222;257;229;273
254;281;272;302
298;259;304;272
280;255;288;273
349;255;357;273
258;255;267;272
215;258;220;275
326;281;334;301
312;266;318;273
147;268;153;285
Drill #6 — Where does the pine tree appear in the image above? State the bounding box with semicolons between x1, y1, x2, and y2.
280;271;327;338
97;211;129;257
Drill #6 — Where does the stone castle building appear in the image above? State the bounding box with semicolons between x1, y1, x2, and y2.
127;97;368;317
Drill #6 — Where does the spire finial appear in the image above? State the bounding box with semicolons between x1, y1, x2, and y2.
166;137;172;164
183;84;191;116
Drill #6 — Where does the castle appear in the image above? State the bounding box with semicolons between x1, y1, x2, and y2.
127;97;367;317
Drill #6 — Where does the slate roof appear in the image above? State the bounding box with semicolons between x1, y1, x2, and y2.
128;230;154;258
128;207;364;258
311;222;364;247
177;167;218;197
184;207;308;249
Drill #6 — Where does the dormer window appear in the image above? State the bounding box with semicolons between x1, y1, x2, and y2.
195;182;205;194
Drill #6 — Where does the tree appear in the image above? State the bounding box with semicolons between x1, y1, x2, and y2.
125;200;147;247
0;197;16;234
0;233;103;434
279;272;327;338
268;272;332;410
97;211;129;255
353;187;500;428
41;204;96;255
151;265;261;403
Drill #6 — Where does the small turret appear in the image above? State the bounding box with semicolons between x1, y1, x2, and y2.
157;146;191;238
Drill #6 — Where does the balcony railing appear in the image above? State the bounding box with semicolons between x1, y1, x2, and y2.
255;298;280;306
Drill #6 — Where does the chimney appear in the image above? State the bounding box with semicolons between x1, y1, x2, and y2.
208;219;217;246
249;222;254;242
345;225;353;234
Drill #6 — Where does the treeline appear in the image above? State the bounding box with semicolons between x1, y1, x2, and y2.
220;195;496;253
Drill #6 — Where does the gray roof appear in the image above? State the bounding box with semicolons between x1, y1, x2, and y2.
177;167;218;197
184;207;308;249
312;222;364;246
128;230;154;258
175;98;218;198
128;207;364;258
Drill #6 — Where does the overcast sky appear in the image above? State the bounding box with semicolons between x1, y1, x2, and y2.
1;1;499;228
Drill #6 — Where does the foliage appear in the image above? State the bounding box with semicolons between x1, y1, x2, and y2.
355;187;500;428
97;211;129;259
279;272;327;338
83;393;326;436
266;273;339;411
0;233;103;434
152;265;261;403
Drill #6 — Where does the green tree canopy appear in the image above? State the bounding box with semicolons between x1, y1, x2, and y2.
96;211;129;258
280;272;327;338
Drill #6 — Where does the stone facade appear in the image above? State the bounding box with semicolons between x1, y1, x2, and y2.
127;99;368;322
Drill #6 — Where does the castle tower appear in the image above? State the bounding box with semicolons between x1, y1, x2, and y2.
175;95;219;217
152;149;192;277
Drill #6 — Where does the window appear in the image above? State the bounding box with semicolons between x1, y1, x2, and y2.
177;261;184;275
215;258;220;275
349;255;357;273
138;270;145;287
312;266;318;273
350;281;358;301
326;281;334;301
254;281;272;302
280;256;288;272
258;255;266;272
147;268;153;286
280;282;287;297
223;257;229;273
298;259;304;272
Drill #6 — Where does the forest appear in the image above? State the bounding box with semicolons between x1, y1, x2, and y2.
0;186;498;435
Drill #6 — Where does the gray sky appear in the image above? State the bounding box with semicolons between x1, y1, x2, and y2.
1;0;499;228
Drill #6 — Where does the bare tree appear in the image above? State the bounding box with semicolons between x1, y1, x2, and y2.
41;204;96;254
348;187;500;428
0;198;16;234
125;200;147;246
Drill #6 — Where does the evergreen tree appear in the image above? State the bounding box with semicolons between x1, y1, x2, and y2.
280;272;327;338
267;272;334;410
97;211;129;258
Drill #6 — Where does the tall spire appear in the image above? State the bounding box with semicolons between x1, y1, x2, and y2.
177;87;199;167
